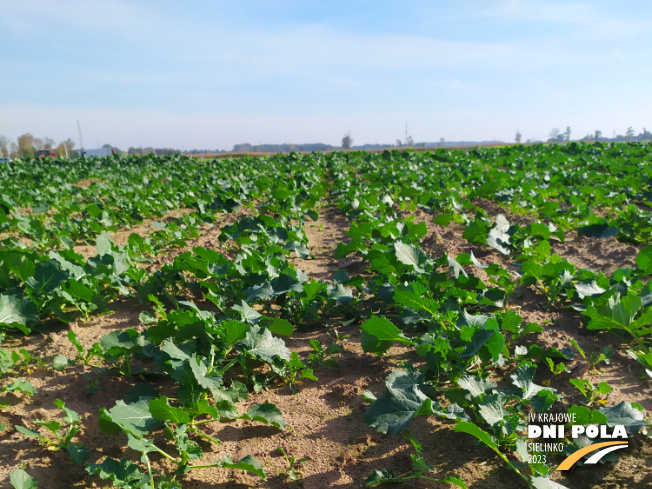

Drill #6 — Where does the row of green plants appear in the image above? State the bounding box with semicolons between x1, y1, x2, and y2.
2;153;336;487
325;151;651;488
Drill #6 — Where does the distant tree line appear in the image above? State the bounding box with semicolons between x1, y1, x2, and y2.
127;147;181;156
0;133;79;159
231;143;335;153
543;126;652;143
578;127;652;143
6;126;652;162
0;133;131;159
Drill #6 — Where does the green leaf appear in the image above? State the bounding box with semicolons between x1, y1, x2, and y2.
126;433;158;458
85;457;148;486
434;214;453;227
188;354;223;393
524;344;573;361
393;282;438;316
272;186;292;200
96;231;113;256
334;238;364;258
271;273;303;296
5;379;37;395
575;281;606;300
10;469;38;489
447;254;467;278
33;419;62;434
599;401;650;434
567;405;607;425
636;246;652;274
478;393;507;427
244;281;274;302
453;420;498;450
98;399;159;437
238;324;291;363
457;375;496;399
394;242;428;273
262;317;294;336
363;390;377;402
100;329;146;355
241;402;286;429
460;326;494;359
25;260;68;295
487;215;511;255
363;370;428;435
67;330;84;356
499;310;523;333
360;315;412;356
53;398;81;424
585;294;652;336
149;396;191;424
186;398;220;420
577;223;619;239
365;469;398;486
15;425;42;438
443;475;468;489
511;362;554;400
219;455;266;479
326;282;353;304
531;477;571;489
219;319;250;346
480;319;505;363
67;442;90;465
52;354;72;371
232;301;262;324
462;218;489;245
0;293;39;332
64;279;95;303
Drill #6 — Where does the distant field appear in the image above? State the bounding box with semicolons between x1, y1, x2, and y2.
187;142;518;159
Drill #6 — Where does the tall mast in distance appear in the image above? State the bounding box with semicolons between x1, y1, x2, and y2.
77;119;85;155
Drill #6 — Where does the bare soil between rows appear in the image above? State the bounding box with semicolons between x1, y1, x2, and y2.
1;204;651;489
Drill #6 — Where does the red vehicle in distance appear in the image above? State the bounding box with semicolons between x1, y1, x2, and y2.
36;149;57;159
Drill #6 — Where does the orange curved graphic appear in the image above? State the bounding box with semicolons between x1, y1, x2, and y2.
556;441;628;471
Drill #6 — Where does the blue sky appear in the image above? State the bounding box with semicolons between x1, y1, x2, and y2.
2;0;652;150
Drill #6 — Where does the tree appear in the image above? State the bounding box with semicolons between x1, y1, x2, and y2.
405;135;414;147
341;132;353;150
42;137;55;150
0;135;9;157
564;126;571;141
625;127;635;141
595;130;602;140
439;138;445;147
515;131;522;144
32;137;44;151
55;138;76;157
549;128;560;141
17;133;36;159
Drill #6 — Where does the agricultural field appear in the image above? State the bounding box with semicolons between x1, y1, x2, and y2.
1;143;651;489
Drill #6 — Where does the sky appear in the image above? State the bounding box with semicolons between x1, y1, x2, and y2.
2;0;652;151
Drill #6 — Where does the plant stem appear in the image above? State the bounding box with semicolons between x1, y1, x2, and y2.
489;446;530;486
